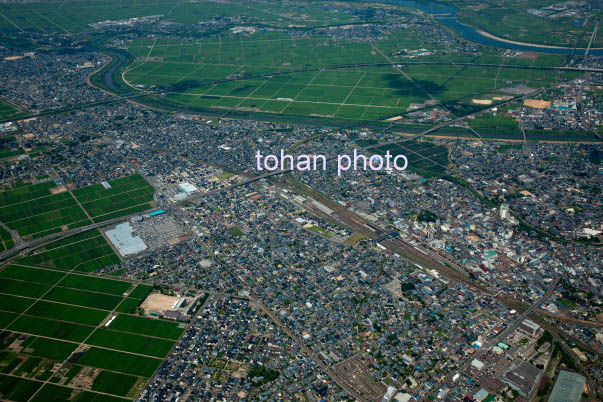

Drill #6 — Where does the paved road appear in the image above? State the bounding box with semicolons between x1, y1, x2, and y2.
180;168;292;203
0;166;294;265
421;277;559;401
251;297;373;402
585;23;598;59
281;176;603;330
379;84;555;140
0;162;277;264
1;60;599;125
203;239;374;402
0;209;156;263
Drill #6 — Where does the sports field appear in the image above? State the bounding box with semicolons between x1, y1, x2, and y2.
0;242;183;400
0;174;154;240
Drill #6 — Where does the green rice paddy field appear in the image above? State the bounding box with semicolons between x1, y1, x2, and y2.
448;0;602;48
0;99;22;120
0;174;154;241
368;139;450;174
0;225;14;252
119;33;577;123
0;0;587;133
0;0;359;33
0;216;180;400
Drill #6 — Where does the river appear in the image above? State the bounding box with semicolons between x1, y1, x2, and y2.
365;0;603;55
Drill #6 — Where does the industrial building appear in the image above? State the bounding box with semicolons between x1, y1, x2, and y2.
503;361;541;396
105;222;148;256
519;319;541;337
178;182;198;193
548;370;586;402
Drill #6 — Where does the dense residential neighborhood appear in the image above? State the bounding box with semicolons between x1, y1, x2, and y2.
0;0;601;401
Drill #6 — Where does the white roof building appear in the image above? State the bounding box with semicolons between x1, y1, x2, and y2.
394;393;412;402
105;222;148;256
179;182;198;193
471;359;485;370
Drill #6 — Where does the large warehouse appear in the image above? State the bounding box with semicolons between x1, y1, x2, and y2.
105;222;148;256
548;370;586;402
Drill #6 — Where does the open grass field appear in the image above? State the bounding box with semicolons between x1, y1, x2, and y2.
1;288;180;365
1;0;588;136
0;311;18;328
0;181;90;239
0;374;41;401
125;34;386;69
0;294;35;313
115;297;143;314
524;128;601;142
2;0;595;49
26;301;109;326
14;0;574;134
13;356;43;377
0;264;65;285
0;148;25;161
8;315;95;342
30;384;130;402
43;287;123;311
57;273;133;296
128;65;422;121
468;114;522;139
0;277;50;298
20;337;78;361
128;284;153;299
0;174;154;240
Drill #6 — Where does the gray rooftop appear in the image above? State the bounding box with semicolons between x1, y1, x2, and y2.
548;370;586;402
106;222;148;256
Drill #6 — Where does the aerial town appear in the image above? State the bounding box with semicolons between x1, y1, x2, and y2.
0;1;601;402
